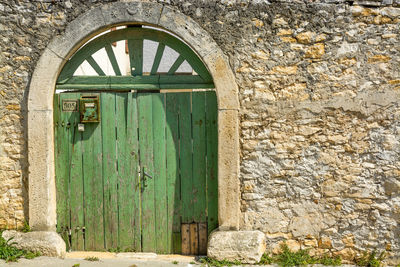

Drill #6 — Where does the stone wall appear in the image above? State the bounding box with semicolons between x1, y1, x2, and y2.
0;0;399;264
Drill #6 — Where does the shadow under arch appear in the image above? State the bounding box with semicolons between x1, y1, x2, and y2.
27;2;240;241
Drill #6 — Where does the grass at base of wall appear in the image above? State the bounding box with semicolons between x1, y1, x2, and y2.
259;244;342;266
20;221;31;233
201;244;391;267
355;250;386;267
0;232;41;262
200;244;342;266
199;257;242;266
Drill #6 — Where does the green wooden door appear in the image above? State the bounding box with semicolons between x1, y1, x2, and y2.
54;91;218;254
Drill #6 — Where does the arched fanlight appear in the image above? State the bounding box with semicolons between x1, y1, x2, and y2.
56;26;214;90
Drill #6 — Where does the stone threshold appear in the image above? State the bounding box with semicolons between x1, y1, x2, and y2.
66;251;196;262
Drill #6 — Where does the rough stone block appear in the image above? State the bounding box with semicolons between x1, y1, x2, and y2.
28;110;56;231
204;54;239;110
218;110;240;230
47;6;105;59
207;230;266;264
1;230;66;258
159;6;220;60
28;48;65;111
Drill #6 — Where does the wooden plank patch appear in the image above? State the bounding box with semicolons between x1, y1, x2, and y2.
198;223;208;255
181;223;207;255
181;223;190;255
189;223;199;256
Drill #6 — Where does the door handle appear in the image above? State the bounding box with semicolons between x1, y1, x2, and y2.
143;170;153;180
142;167;153;191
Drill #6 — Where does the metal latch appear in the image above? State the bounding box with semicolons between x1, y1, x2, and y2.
142;167;153;191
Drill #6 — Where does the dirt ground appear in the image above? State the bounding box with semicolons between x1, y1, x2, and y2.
0;252;200;267
0;252;357;267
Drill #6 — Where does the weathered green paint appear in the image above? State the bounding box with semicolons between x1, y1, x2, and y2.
128;39;143;76
166;93;181;254
101;93;118;249
137;93;156;252
152;94;168;253
54;94;70;250
56;82;214;90
56;75;213;90
58;75;210;85
151;43;165;75
105;44;121;76
116;93;139;251
192;92;207;222
167;55;185;75
179;93;193;223
86;56;106;76
67;93;85;251
55;91;218;253
206;91;218;235
82;95;104;250
129;93;142;252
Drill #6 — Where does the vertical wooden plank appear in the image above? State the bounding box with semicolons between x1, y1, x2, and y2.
65;98;74;252
70;130;85;250
101;93;118;249
132;93;142;252
117;92;140;251
206;91;218;235
172;233;181;255
138;93;155;252
116;92;130;250
192;92;207;223
128;39;143;76
189;223;199;255
166;93;181;254
152;93;168;253
68;93;85;251
82;123;94;251
55;94;72;250
65;99;75;249
198;223;208;255
179;93;193;223
54;93;61;232
54;94;65;241
83;93;104;251
181;223;190;255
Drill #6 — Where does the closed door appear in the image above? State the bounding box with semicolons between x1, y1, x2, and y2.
54;90;218;254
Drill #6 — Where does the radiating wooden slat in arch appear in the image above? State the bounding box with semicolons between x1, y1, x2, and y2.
167;55;185;75
150;43;165;75
104;44;121;76
57;27;213;86
86;56;106;76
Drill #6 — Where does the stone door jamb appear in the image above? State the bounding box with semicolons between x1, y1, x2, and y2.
27;2;240;232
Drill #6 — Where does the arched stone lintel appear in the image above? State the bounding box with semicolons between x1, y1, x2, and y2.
28;1;240;231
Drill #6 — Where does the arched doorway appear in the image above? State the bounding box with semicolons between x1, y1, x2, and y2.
54;25;218;254
28;1;240;254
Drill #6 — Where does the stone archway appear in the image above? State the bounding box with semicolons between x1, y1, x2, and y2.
28;1;240;233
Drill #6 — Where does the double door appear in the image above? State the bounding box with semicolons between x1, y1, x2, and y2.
54;91;218;254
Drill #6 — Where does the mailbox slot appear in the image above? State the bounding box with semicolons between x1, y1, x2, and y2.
80;95;100;123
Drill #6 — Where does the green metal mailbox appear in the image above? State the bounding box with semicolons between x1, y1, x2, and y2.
80;95;100;123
